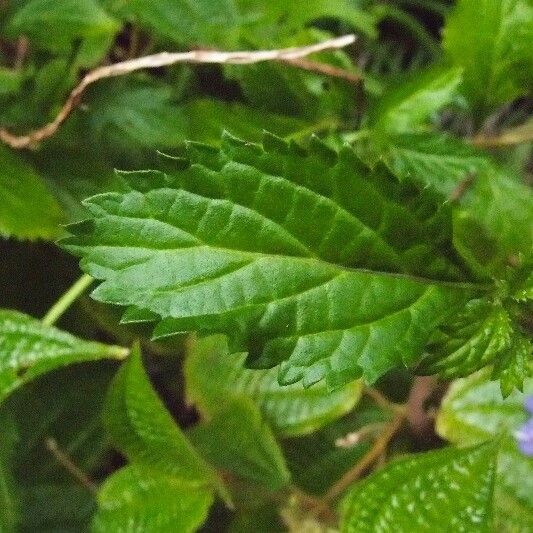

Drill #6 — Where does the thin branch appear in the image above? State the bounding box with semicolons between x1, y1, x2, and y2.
471;122;533;148
45;437;97;494
281;57;362;84
0;34;356;150
321;412;405;504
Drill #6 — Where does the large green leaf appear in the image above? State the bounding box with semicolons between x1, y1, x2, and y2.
443;0;533;111
63;133;476;388
383;133;533;277
4;0;119;54
184;336;362;437
437;370;533;532
0;309;127;402
0;147;64;240
189;396;291;490
341;441;499;532
367;66;463;134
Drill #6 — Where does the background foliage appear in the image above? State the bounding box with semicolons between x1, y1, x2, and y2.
0;0;532;531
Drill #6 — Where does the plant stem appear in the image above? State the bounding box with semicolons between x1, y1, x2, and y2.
45;437;97;493
42;274;94;327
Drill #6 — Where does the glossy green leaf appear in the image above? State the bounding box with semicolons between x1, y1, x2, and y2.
103;344;222;494
443;0;533;110
63;133;475;388
5;0;120;53
0;309;128;402
341;441;499;532
367;66;463;133
0;146;64;240
418;298;513;378
383;133;533;277
92;465;214;533
184;336;363;437
189;397;290;490
437;370;533;532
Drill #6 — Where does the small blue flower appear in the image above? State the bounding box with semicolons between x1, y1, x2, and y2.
516;396;533;456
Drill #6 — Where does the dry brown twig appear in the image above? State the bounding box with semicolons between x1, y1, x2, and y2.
0;34;358;150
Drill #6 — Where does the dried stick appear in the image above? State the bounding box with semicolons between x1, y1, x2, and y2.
0;34;356;150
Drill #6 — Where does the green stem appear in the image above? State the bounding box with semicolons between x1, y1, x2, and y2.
42;274;94;327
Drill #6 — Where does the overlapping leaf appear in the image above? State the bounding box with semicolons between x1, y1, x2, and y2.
341;441;499;532
185;335;362;436
63;133;476;388
437;370;533;532
0;147;64;240
94;344;225;531
0;309;128;402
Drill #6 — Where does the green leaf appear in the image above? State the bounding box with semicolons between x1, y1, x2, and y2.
494;334;532;397
0;67;23;97
237;0;377;40
103;344;223;493
93;465;214;533
111;0;239;47
63;132;476;388
443;0;533;111
437;370;533;532
367;66;463;134
0;309;128;402
189;396;290;490
418;298;514;379
0;410;19;533
383;133;533;276
5;0;120;54
184;335;363;437
341;441;499;532
0;146;64;240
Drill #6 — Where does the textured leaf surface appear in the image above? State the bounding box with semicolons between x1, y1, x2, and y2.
443;0;533;109
63;133;475;387
189;396;290;490
341;442;499;533
437;370;533;532
0;146;64;240
5;0;119;53
0;309;127;402
185;336;362;436
93;466;213;533
418;298;514;379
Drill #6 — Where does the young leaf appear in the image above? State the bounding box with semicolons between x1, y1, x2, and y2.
185;335;363;437
418;298;513;379
103;344;222;493
63;133;476;388
437;370;533;532
0;309;127;402
189;396;291;491
0;147;64;240
93;466;214;533
341;441;499;532
443;0;533;111
5;0;120;54
367;66;463;134
383;132;533;277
